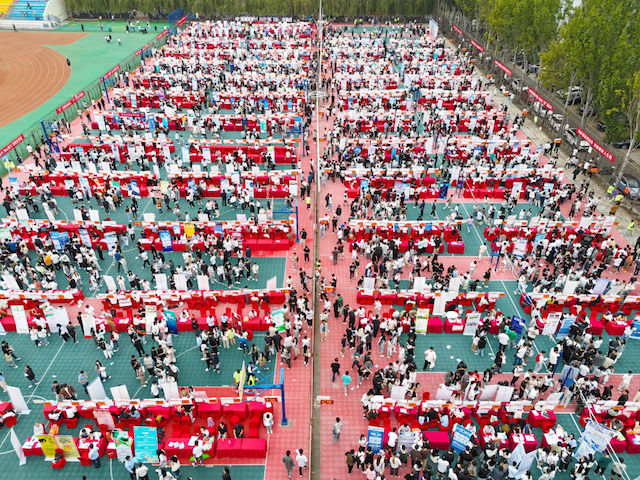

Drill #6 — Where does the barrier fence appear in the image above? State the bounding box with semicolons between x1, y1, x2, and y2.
0;32;170;175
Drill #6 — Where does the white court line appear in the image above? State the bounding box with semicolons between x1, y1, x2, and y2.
460;202;545;369
27;342;65;403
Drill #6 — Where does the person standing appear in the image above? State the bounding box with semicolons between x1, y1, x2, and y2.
88;443;101;468
333;417;343;443
2;341;20;368
423;347;437;370
331;358;340;382
24;365;38;388
221;466;231;480
342;371;352;396
135;463;149;480
78;370;89;395
283;450;295;480
295;449;308;478
124;455;136;480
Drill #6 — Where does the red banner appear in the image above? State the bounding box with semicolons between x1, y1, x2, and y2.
56;91;85;114
577;128;616;162
156;29;168;40
470;39;484;53
494;59;512;76
176;15;187;26
452;25;463;36
103;64;120;79
0;135;24;157
135;49;142;56
527;88;553;111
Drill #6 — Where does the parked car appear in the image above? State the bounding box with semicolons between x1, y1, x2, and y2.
557;86;582;105
564;128;589;151
578;103;597;116
596;122;606;132
616;175;640;200
612;139;639;150
549;114;564;131
532;101;552;119
510;78;525;93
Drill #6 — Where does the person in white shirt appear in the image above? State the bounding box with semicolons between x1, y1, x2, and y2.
192;440;204;466
619;371;633;393
387;427;398;451
295;448;308;477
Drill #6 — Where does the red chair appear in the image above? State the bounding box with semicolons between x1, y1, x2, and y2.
52;449;67;469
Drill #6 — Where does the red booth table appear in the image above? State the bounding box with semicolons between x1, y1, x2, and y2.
197;402;222;419
610;436;627;453
216;438;242;458
395;405;418;424
447;242;465;254
509;433;538;452
146;405;172;418
241;438;267;458
77;437;107;457
527;410;557;431
626;434;640;453
605;320;629;336
163;437;200;457
22;436;43;456
223;402;248;423
424;431;450;450
479;434;509;450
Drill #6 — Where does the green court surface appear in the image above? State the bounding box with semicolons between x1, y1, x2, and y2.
0;330;271;479
0;25;166;148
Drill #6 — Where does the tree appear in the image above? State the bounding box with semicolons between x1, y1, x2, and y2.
611;71;640;182
540;0;631;127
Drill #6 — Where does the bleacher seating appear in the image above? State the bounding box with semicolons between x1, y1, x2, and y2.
0;0;14;16
9;0;47;20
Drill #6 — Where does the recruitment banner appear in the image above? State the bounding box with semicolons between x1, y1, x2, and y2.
367;426;384;453
451;424;473;453
133;426;159;463
56;435;80;459
36;435;58;459
0;135;24;157
56;91;85;114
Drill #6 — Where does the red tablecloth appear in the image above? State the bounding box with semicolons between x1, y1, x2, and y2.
424;431;450;450
611;437;627;453
223;403;248;422
198;402;222;417
22;437;43;456
509;433;537;452
241;438;267;458
626;434;640;453
480;434;509;450
163;437;193;457
528;411;557;431
216;438;242;458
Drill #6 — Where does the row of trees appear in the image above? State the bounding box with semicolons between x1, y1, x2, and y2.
444;0;639;171
64;0;435;19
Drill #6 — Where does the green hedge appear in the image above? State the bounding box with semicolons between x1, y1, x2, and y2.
65;0;435;19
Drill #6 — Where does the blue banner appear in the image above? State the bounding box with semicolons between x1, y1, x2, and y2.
164;311;178;334
630;314;640;340
510;315;525;338
159;230;173;252
50;232;70;251
556;314;576;340
367;426;384;453
451;424;473;453
133;426;158;463
129;180;140;197
438;185;449;199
